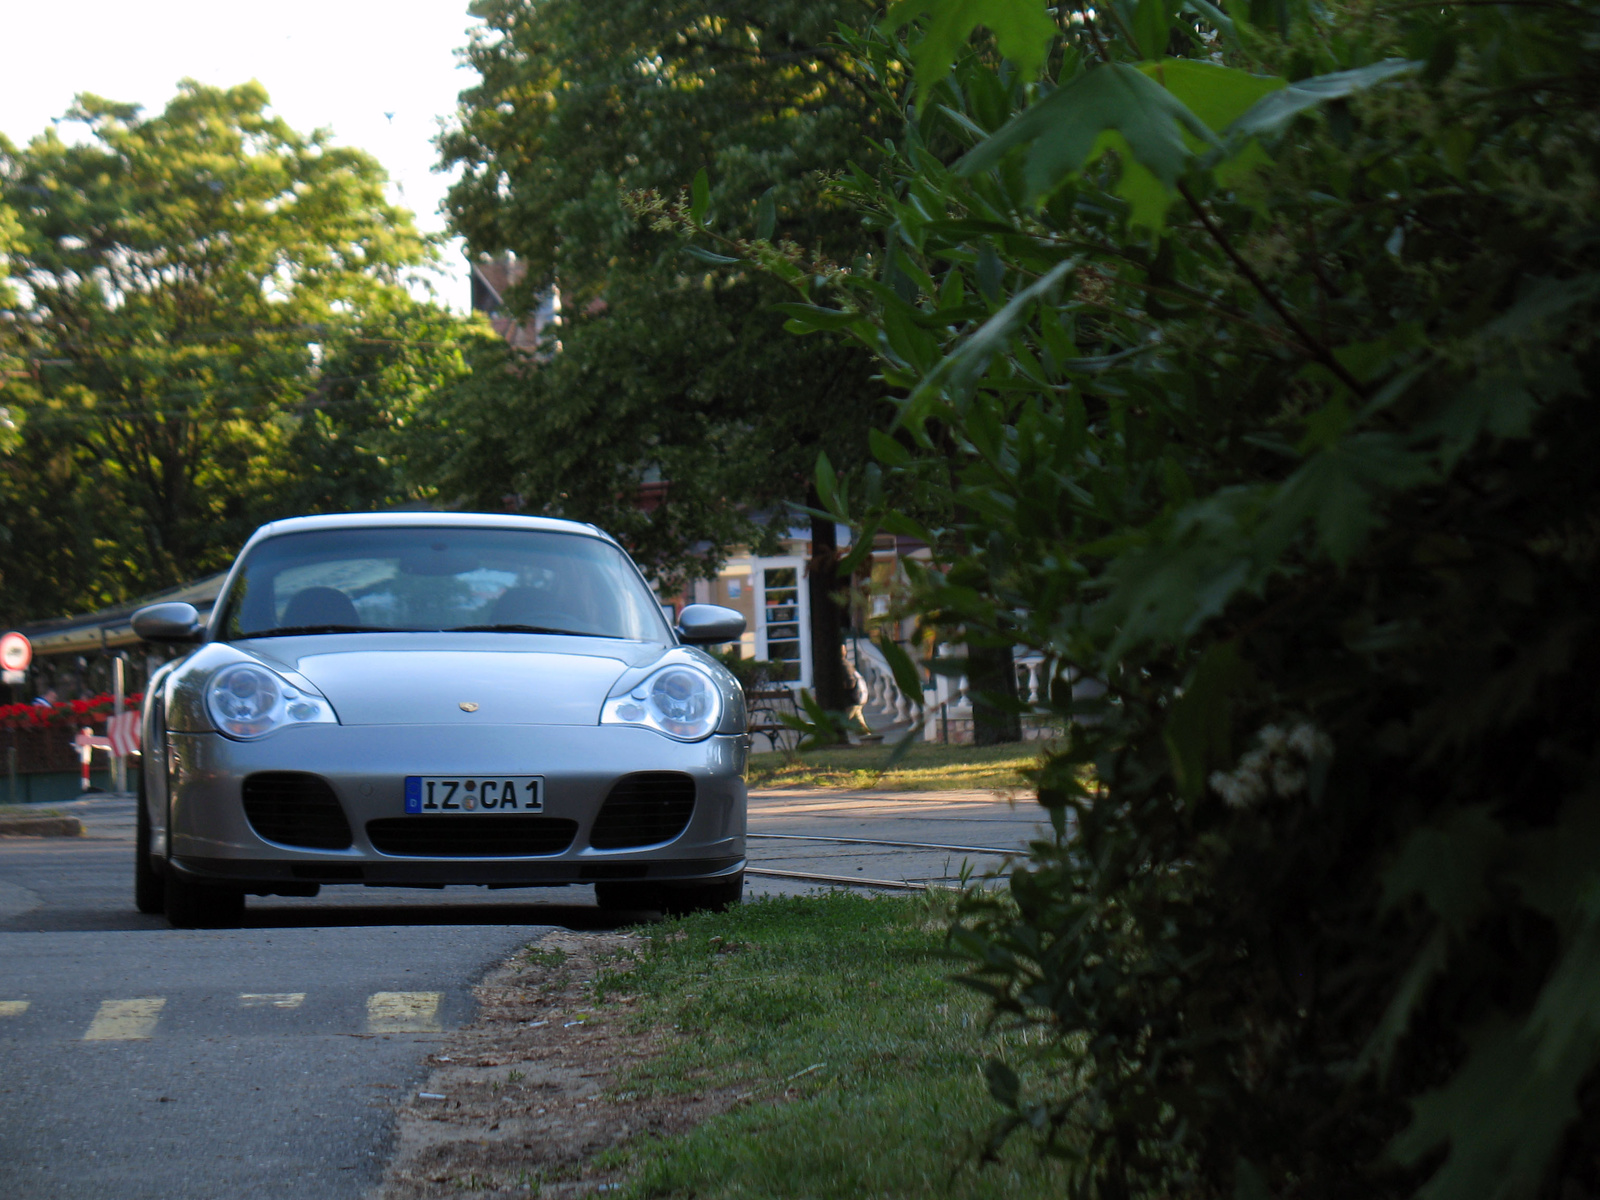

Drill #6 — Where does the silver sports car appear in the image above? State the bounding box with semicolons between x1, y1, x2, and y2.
132;512;750;928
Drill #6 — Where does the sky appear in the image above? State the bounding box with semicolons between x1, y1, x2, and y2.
0;0;486;308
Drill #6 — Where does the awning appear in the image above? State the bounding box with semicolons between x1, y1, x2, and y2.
17;571;230;659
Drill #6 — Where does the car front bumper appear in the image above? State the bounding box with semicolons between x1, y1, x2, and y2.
165;723;748;889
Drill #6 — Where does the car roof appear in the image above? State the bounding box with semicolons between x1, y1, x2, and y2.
245;511;617;545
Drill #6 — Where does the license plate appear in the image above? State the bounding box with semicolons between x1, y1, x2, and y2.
404;776;543;814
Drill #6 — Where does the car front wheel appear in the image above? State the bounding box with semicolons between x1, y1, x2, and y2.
134;771;165;916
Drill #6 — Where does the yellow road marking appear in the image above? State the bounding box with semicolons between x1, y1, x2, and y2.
83;998;165;1041
240;993;306;1009
0;1000;29;1017
366;991;442;1033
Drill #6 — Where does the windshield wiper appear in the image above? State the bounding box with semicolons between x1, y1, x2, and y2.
446;623;602;637
246;624;402;638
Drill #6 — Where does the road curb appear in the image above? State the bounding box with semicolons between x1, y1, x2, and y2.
0;816;84;838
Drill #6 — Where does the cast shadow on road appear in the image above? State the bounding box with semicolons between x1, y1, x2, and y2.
3;899;659;934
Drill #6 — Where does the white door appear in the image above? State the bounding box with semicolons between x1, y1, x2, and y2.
753;557;810;688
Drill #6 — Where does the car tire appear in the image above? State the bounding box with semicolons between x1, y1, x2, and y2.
662;871;745;916
164;871;246;930
134;769;166;915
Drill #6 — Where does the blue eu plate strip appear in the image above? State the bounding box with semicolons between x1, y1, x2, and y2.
404;776;422;813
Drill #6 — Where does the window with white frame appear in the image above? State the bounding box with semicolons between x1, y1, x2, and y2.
753;557;809;687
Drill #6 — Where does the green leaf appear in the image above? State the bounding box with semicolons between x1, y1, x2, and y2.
1163;641;1250;801
1227;60;1421;139
1358;928;1452;1080
875;632;927;705
1480;273;1600;343
1133;0;1175;62
682;244;740;265
769;302;862;331
1523;900;1600;1076
837;518;882;576
815;450;844;519
1090;486;1272;659
1141;59;1285;134
869;426;913;466
689;167;711;225
1381;806;1506;931
879;510;937;543
887;0;1058;103
780;688;850;749
1391;1016;1589;1200
1097;134;1172;229
1270;434;1433;567
754;187;777;241
909;259;1073;411
957;63;1219;204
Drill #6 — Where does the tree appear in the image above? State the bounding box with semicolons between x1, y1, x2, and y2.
0;82;473;620
429;0;902;709
702;0;1600;1195
0;154;21;459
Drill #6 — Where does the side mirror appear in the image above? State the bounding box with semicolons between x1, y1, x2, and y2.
131;602;203;644
676;604;746;646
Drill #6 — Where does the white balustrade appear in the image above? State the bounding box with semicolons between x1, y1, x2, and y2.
847;641;1061;743
853;640;923;730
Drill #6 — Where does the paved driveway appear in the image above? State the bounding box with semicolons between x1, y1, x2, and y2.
745;786;1049;894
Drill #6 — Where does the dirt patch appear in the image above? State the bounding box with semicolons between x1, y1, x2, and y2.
373;930;737;1199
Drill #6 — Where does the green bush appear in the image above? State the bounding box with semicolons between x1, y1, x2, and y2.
704;648;781;692
671;0;1600;1195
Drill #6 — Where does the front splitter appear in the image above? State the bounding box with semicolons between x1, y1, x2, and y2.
170;854;745;887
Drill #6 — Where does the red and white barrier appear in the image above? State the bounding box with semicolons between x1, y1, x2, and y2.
107;711;139;757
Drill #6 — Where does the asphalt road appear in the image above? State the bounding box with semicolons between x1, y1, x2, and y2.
0;788;1046;1199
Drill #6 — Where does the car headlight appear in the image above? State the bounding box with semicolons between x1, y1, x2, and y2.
205;662;337;740
601;665;722;742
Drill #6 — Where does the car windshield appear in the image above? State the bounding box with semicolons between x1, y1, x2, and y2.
218;527;672;642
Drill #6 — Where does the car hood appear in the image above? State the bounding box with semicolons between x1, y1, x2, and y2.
236;634;669;727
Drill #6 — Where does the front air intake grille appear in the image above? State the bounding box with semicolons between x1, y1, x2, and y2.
242;772;353;850
365;817;579;857
589;772;697;850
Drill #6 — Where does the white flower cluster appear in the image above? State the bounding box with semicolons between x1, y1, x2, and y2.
1208;721;1335;809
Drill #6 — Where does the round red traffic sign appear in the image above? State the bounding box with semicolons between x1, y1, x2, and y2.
1;632;32;672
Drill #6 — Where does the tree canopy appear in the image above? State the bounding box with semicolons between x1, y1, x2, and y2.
425;0;908;706
442;0;893;292
0;82;480;620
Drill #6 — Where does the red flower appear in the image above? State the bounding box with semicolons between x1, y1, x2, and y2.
0;692;144;731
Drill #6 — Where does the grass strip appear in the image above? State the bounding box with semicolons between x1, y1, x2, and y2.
747;741;1043;792
593;892;1069;1199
